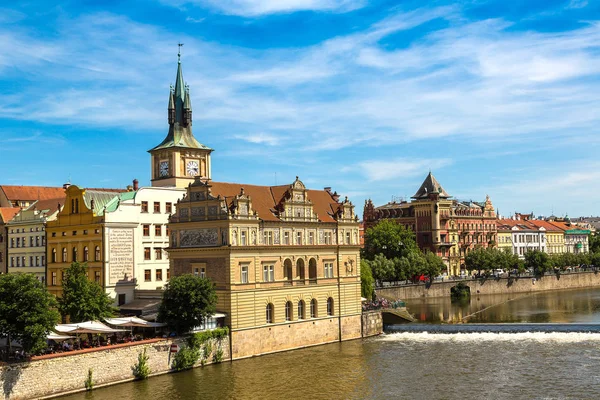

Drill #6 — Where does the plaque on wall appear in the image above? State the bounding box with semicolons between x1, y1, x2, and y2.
180;229;219;247
239;203;248;215
108;228;134;284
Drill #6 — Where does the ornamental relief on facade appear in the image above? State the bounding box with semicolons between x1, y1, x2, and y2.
274;230;280;245
180;228;219;247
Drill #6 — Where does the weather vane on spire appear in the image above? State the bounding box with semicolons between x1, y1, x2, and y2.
178;42;184;63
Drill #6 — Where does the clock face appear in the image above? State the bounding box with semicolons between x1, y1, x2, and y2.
186;160;199;176
159;161;169;177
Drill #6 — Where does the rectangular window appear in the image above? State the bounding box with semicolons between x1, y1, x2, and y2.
309;231;314;245
283;231;290;245
154;202;160;213
156;269;163;281
95;271;101;283
263;265;274;282
263;231;273;245
200;267;206;279
30;256;34;267
72;231;77;236
143;225;150;236
41;256;45;266
144;247;151;260
166;202;172;213
166;226;170;236
241;264;249;283
241;231;247;246
155;248;162;260
52;272;57;286
324;262;334;278
141;201;148;213
30;237;34;247
36;236;40;246
52;232;56;237
155;225;162;236
144;270;151;282
296;231;302;245
346;232;351;245
83;230;88;235
167;269;170;280
324;232;332;245
16;238;20;248
10;257;14;267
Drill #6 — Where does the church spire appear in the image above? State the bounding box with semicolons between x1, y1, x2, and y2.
149;46;210;152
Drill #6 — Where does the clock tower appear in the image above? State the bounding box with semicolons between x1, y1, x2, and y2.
149;49;213;188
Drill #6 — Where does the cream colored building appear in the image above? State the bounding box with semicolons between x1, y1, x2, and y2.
6;199;63;281
156;54;362;359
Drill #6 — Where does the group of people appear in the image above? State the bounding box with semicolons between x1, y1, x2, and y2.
362;298;405;311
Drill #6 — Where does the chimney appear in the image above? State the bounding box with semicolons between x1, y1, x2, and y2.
133;179;139;191
127;185;133;192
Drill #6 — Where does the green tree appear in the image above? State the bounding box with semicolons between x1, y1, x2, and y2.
423;251;444;281
589;233;600;254
158;274;218;335
368;253;396;284
0;273;60;358
60;262;117;322
360;260;375;300
363;220;418;260
525;250;552;276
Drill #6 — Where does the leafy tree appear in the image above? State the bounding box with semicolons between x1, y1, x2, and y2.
363;220;419;260
158;274;217;335
0;273;60;357
368;253;396;284
423;251;444;280
525;250;552;276
360;260;375;300
60;262;117;322
589;233;600;254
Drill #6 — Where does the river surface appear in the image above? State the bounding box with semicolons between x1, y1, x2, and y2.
63;288;600;400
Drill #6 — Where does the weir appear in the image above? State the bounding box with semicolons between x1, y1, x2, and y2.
385;323;600;334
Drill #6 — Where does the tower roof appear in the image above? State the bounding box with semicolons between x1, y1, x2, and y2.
412;172;451;199
149;51;212;153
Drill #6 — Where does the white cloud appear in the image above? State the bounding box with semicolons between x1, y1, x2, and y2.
172;0;366;16
566;0;588;9
233;132;281;146
356;158;452;182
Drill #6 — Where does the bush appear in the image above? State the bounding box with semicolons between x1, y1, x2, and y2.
132;348;151;379
172;346;200;371
213;347;224;363
85;369;94;391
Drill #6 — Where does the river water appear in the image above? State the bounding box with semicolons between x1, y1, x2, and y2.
63;288;600;400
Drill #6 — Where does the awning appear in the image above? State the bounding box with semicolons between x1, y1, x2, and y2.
55;321;127;334
211;313;227;319
105;317;166;328
47;333;75;341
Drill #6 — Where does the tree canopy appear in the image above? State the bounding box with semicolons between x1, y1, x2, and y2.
158;274;218;335
0;273;60;356
525;250;552;276
465;248;523;275
363;220;419;260
360;260;374;300
59;262;117;322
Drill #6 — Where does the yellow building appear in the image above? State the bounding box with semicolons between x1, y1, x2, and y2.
46;185;124;298
158;54;362;359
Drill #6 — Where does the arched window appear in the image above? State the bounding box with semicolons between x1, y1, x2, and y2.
266;303;274;324
284;259;293;281
285;301;292;321
62;247;67;262
72;247;78;262
52;248;57;263
327;297;334;316
95;246;100;261
296;258;305;280
310;299;318;318
297;300;305;320
308;258;317;280
83;246;89;262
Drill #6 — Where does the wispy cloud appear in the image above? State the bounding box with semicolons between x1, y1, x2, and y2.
169;0;366;17
352;158;453;182
233;132;281;146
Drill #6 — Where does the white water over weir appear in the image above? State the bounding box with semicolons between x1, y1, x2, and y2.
386;323;600;335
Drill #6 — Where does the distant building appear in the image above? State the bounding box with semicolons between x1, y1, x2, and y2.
0;207;20;274
496;218;547;258
6;198;64;281
363;172;497;275
548;220;590;254
161;54;362;359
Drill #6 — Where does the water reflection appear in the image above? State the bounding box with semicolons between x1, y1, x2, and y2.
405;287;600;324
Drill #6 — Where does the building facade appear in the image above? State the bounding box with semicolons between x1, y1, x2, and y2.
6;199;63;281
45;183;183;306
496;218;547;258
159;55;362;359
363;172;497;275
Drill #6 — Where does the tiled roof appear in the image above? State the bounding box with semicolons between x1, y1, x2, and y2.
1;185;65;202
209;181;342;223
528;220;563;232
412;172;451;199
0;207;20;223
28;197;66;215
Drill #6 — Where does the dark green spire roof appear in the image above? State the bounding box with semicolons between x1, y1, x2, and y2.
150;52;211;152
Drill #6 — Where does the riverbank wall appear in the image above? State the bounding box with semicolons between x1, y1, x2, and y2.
377;271;600;300
361;311;383;337
0;336;230;400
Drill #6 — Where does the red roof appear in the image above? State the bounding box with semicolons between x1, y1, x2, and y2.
0;207;20;223
209;181;342;223
29;197;66;215
0;185;65;202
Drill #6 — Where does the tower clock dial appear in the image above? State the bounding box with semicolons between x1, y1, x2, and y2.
186;160;199;176
159;161;169;177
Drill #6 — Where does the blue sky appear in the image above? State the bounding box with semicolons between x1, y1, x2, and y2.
1;0;599;218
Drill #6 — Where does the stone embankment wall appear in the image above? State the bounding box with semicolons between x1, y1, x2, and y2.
378;271;600;300
0;336;230;400
361;311;383;337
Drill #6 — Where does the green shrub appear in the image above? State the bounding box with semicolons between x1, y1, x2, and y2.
213;347;224;363
172;346;200;371
132;348;151;380
202;341;213;362
84;369;94;391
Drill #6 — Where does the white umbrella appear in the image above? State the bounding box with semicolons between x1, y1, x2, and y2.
55;320;127;334
47;333;75;341
104;317;165;328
